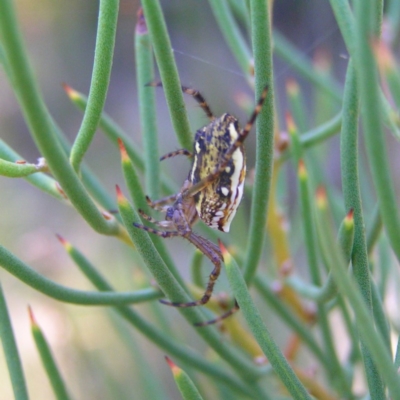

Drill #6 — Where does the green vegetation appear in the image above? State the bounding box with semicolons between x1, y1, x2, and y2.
1;0;400;398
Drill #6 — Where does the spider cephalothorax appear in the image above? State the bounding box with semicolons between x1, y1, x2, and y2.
134;83;268;324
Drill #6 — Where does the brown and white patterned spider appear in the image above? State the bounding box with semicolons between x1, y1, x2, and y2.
134;83;269;324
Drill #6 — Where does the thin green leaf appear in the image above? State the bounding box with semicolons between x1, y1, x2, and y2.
166;357;204;400
29;308;71;400
0;283;29;400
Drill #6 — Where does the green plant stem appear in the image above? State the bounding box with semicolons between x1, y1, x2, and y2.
190;250;204;289
117;190;267;382
120;144;185;288
0;0;119;236
340;60;385;398
366;205;382;255
287;81;308;133
280;112;342;163
243;0;274;284
66;87;176;195
370;282;391;356
315;209;400;399
207;0;252;80
135;12;160;200
141;0;192;150
224;251;312;400
0;55;116;211
0;158;45;177
0;245;161;305
377;235;391;299
254;275;328;368
316;203;362;370
69;0;119;172
0;139;65;200
329;0;356;55
285;274;336;303
0;283;29;400
30;310;71;400
66;228;259;399
298;163;351;397
340;61;372;303
330;0;400;141
301;111;342;147
167;358;204;400
395;337;400;370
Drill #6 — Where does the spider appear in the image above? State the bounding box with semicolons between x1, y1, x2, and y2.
134;83;269;325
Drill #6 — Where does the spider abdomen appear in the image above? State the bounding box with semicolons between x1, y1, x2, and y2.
190;114;246;232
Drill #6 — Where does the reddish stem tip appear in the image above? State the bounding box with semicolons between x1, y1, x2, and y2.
62;82;74;96
118;138;128;160
55;233;66;245
218;239;227;255
136;7;148;35
316;185;327;200
346;208;354;220
116;185;125;202
27;306;37;326
165;356;175;368
285;111;296;133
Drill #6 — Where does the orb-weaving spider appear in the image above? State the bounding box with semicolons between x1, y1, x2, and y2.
134;83;269;325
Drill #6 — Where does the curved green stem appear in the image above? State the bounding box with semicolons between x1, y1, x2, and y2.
0;0;119;236
70;0;119;172
0;245;161;305
0;158;45;177
65;86;176;195
0;139;64;200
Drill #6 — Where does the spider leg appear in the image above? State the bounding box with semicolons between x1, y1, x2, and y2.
237;85;269;148
147;80;215;120
160;231;222;308
194;300;240;327
133;222;180;238
146;194;178;210
181;85;215;120
160;149;193;161
138;209;175;229
185;85;269;198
